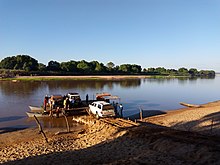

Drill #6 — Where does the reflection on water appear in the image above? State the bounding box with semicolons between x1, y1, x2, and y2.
26;116;84;129
0;79;141;97
0;76;219;128
0;81;42;98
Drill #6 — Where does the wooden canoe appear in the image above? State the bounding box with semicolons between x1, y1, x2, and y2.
179;102;201;108
26;111;64;118
26;106;87;117
28;105;44;112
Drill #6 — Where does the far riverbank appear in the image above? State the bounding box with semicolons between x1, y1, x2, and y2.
0;75;202;81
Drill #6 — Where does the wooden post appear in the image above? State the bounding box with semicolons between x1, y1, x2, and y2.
33;115;48;143
139;106;143;121
63;114;70;133
210;117;214;134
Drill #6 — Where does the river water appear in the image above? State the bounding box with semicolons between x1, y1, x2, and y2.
0;75;220;129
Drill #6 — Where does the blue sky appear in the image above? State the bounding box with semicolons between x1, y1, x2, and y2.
0;0;220;71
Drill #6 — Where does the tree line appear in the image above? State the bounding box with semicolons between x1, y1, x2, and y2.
0;55;215;77
143;67;215;77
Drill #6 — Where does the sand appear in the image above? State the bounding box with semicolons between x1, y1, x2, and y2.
145;100;220;136
1;101;220;164
14;75;151;80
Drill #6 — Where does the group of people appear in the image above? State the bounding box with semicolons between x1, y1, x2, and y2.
43;96;61;110
112;101;123;117
63;97;71;110
43;95;72;117
43;94;123;118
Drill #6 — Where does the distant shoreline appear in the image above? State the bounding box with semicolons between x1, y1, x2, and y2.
1;75;195;81
3;75;152;81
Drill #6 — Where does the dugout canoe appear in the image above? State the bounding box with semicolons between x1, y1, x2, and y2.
179;102;201;108
28;105;44;112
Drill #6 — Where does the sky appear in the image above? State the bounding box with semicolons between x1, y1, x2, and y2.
0;0;220;71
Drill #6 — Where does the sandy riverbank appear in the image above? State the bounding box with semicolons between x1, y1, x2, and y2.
1;101;220;164
12;75;152;80
145;100;220;136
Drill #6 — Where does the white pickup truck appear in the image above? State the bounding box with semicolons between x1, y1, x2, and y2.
88;101;116;119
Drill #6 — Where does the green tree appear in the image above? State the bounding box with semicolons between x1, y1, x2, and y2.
199;70;215;77
119;64;131;73
89;61;99;71
115;65;119;73
131;64;142;73
95;62;106;73
178;67;189;76
60;60;78;72
47;60;61;71
155;67;167;75
167;69;178;75
106;62;115;71
77;60;91;73
118;64;142;74
189;68;198;76
145;68;156;74
38;63;47;71
89;61;107;73
0;56;17;69
0;55;38;71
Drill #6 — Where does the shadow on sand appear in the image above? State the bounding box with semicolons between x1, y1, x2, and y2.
3;111;220;164
3;122;220;165
0;127;28;134
172;111;220;136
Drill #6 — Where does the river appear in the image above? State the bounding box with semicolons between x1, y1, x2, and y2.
0;75;219;129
